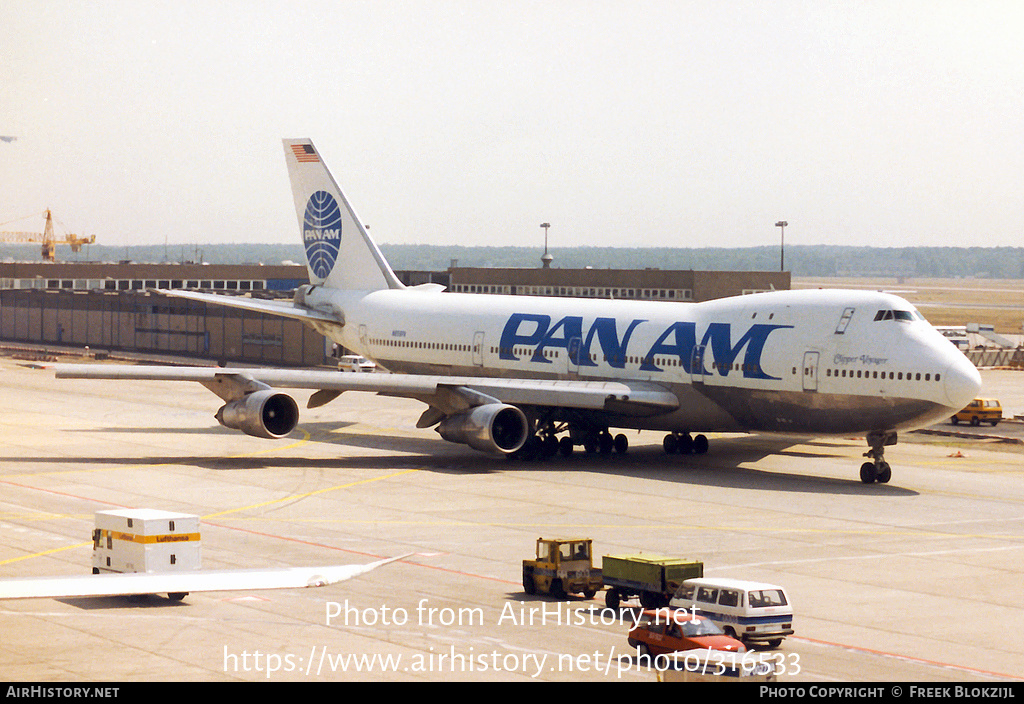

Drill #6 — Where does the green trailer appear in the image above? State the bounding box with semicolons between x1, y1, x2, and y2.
602;554;703;608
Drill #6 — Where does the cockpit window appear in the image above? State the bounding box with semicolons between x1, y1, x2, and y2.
874;309;923;322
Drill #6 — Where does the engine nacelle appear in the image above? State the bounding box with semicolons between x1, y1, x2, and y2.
216;390;299;439
436;403;529;455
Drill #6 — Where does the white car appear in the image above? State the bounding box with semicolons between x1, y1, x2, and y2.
337;355;376;373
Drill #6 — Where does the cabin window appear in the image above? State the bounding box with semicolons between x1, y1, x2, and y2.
718;590;740;607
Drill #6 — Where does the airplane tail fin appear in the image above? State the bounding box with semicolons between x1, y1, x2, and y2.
283;139;403;291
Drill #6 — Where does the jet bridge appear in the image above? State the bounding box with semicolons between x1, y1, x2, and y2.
967;323;1016;349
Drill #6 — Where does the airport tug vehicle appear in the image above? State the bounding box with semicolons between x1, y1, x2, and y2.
522;538;603;599
523;538;705;610
91;509;201;601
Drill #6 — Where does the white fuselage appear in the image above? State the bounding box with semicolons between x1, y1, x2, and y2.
303;286;981;437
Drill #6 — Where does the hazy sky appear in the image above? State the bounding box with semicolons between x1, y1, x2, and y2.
2;1;1022;251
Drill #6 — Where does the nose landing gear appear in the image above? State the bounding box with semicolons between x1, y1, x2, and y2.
861;430;896;484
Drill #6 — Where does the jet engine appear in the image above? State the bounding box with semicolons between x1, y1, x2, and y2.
215;390;299;439
436;403;529;455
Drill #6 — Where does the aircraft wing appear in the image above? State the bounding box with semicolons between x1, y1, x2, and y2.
51;364;680;416
0;555;408;600
152;288;341;326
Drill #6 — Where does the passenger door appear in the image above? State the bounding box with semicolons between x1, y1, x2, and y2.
567;336;582;376
690;344;707;384
802;351;820;392
472;331;485;367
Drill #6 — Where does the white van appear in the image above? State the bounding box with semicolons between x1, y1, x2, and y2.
669;577;793;648
337;355;376;373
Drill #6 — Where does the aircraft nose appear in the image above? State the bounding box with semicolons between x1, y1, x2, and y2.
942;354;982;410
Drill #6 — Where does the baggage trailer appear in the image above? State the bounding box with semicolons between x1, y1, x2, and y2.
602;554;703;609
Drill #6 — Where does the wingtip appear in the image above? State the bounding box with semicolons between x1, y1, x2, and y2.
305;553;413;588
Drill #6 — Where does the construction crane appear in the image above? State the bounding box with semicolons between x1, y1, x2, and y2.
0;209;96;261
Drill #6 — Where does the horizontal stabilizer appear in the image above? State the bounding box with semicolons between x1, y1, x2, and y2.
0;555;408;600
153;288;341;325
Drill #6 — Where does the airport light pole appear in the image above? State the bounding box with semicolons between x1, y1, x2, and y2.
540;222;552;268
775;221;787;272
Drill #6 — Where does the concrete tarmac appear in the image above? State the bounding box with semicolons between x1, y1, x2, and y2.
1;356;1022;682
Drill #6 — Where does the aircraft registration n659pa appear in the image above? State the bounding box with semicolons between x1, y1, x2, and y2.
53;139;982;484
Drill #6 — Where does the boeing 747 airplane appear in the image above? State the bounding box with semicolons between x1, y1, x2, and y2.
54;139;982;484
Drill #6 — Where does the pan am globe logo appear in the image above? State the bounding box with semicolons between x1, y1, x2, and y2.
303;190;343;280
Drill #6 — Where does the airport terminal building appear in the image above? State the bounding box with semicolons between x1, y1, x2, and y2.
0;261;789;366
448;267;788;303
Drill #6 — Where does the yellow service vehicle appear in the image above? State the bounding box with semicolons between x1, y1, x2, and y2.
952;398;1002;426
522;538;603;599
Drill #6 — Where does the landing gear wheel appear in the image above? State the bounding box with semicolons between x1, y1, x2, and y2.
677;433;693;454
614;433;629;454
862;430;897;484
512;435;543;461
663;434;678;454
541;434;559;458
599;431;614;455
693;434;709;455
558;436;574;457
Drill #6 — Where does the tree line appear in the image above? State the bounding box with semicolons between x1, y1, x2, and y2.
4;243;1023;279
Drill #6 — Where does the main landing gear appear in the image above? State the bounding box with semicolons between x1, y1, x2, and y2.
662;432;709;456
511;425;629;461
860;430;896;484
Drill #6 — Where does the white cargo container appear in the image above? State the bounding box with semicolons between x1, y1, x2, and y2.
92;509;201;576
